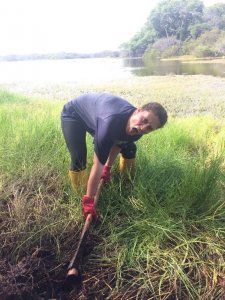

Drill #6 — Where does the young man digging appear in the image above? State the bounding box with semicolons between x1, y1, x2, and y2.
61;92;167;219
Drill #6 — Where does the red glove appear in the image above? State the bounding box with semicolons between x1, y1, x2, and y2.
101;165;112;183
82;195;97;219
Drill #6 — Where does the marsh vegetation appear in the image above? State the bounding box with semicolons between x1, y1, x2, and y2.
0;75;225;299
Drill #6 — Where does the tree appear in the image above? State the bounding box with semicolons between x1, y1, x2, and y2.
145;36;181;58
203;3;225;30
149;0;204;41
120;26;156;57
189;23;210;38
120;0;225;58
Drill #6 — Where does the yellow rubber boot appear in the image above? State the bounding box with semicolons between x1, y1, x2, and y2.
68;169;88;192
119;156;136;179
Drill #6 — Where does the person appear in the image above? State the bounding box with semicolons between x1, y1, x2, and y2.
61;92;167;219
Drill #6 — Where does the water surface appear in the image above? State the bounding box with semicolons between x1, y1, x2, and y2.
0;57;224;84
124;58;225;77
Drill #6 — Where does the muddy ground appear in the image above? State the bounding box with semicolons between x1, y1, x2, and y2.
0;245;159;300
0;240;116;300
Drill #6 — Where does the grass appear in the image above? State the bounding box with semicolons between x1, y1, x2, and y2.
0;76;225;299
2;75;225;120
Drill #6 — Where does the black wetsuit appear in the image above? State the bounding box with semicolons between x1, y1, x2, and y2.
61;93;141;171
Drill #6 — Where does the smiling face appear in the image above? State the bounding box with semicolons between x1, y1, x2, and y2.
126;108;161;136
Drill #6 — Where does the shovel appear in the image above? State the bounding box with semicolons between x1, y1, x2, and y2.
64;178;104;287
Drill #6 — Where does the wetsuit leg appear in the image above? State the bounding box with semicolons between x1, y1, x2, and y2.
120;142;137;159
61;118;87;171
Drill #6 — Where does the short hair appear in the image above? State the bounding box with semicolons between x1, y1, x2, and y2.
141;102;168;128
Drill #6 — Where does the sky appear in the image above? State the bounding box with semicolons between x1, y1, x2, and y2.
0;0;223;55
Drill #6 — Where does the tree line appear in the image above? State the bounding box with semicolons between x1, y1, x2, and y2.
120;0;225;59
0;51;120;62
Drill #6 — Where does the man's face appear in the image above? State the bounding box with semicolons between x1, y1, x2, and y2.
126;109;161;136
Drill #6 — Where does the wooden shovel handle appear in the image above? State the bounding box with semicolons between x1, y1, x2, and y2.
67;178;104;272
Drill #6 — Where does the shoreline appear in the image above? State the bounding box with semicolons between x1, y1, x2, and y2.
161;55;225;64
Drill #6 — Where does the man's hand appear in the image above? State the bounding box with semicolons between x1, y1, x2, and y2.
82;195;97;219
101;165;112;183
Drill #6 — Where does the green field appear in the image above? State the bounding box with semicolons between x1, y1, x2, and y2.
0;75;225;299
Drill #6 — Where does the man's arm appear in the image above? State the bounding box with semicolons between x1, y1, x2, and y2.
86;152;104;198
82;146;121;219
105;144;121;167
100;144;121;183
86;145;121;196
86;143;121;195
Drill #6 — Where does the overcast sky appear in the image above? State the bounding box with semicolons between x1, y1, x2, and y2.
0;0;222;55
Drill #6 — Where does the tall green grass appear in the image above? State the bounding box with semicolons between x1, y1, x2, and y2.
96;117;225;299
0;90;224;299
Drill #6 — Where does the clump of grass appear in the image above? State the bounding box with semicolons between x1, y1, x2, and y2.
94;117;225;299
0;89;29;104
0;90;224;299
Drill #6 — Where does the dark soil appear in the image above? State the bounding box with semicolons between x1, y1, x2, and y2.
1;186;224;299
0;233;119;300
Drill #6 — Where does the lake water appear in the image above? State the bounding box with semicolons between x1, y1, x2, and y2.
0;57;224;84
125;58;225;77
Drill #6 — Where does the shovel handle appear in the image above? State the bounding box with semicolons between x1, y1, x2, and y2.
67;178;104;272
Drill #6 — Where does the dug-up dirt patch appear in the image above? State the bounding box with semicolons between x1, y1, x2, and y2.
0;245;119;300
